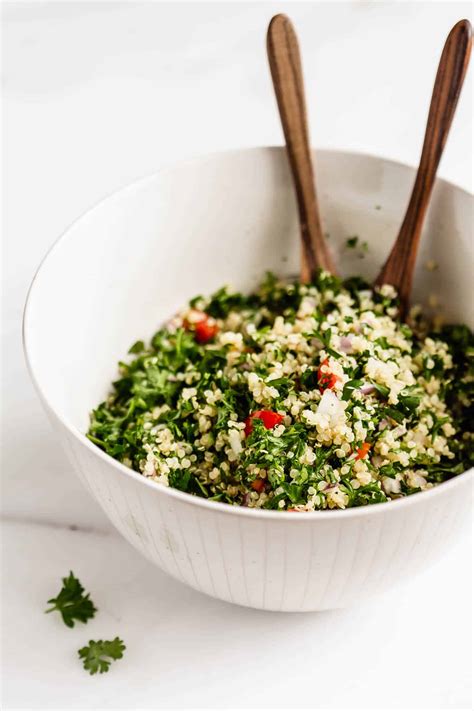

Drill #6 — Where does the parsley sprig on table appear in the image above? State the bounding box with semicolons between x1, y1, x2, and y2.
78;637;126;675
45;571;126;675
45;571;97;628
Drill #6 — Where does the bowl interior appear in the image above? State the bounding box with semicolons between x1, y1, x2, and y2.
24;148;473;433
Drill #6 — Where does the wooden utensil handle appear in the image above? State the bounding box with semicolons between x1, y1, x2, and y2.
376;19;472;310
267;14;336;280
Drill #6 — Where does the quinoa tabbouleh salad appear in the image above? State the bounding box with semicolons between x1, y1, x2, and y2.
88;271;473;511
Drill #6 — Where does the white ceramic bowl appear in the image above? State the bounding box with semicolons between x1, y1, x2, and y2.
24;148;473;611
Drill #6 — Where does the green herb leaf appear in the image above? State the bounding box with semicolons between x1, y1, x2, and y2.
399;394;421;413
128;340;145;354
342;379;364;400
78;638;126;675
373;383;390;398
45;572;97;628
383;407;405;424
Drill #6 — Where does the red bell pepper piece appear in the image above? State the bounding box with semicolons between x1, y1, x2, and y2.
355;442;371;460
317;358;339;391
244;410;284;436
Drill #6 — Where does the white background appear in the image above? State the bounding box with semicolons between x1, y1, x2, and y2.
2;1;473;709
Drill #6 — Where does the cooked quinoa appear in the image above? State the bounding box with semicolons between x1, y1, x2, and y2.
88;272;474;510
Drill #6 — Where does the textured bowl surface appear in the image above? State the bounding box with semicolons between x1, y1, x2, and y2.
24;148;473;611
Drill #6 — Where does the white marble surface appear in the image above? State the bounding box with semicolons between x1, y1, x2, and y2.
2;2;473;709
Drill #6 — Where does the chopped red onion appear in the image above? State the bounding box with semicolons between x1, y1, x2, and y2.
372;454;384;468
339;335;353;353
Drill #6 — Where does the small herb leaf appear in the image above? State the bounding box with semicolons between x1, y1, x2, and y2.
45;571;97;628
78;637;126;675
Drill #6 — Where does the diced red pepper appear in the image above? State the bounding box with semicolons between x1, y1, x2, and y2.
251;479;265;493
195;319;219;344
317;358;339;391
355;442;371;460
183;311;219;344
244;410;284;436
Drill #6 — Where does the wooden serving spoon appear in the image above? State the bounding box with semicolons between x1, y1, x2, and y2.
267;14;337;282
375;19;472;315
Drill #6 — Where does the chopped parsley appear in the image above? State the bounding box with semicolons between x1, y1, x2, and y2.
346;236;359;248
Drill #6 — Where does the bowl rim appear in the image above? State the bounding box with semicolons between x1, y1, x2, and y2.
23;145;474;522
